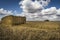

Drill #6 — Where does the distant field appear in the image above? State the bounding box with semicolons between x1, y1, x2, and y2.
19;21;60;29
0;21;60;40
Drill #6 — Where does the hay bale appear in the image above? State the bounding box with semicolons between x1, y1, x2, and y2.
1;15;26;26
13;16;26;25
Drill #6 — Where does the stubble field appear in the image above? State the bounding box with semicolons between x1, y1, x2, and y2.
0;21;60;40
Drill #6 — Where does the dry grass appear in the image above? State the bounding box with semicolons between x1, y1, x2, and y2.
0;21;60;40
19;21;60;30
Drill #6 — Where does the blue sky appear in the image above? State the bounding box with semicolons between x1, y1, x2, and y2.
0;0;60;21
46;0;60;9
0;0;60;13
0;0;22;13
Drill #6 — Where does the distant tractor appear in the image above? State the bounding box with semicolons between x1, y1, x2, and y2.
1;15;26;26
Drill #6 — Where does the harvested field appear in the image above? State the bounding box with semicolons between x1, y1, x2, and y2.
0;21;60;40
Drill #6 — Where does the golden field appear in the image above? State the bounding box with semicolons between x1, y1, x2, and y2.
0;21;60;40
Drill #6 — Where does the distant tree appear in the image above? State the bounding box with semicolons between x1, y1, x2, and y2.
45;20;49;21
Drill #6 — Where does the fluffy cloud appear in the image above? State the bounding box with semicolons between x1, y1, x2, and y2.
0;8;13;15
19;0;51;21
41;7;60;21
19;7;60;21
56;8;60;15
0;8;13;20
41;7;57;15
19;0;50;13
19;0;60;21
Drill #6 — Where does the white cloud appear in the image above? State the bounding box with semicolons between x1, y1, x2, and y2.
19;6;60;21
19;0;52;21
41;7;60;21
19;0;50;13
19;0;60;21
0;8;14;20
41;7;57;15
56;8;60;15
40;7;57;21
0;8;13;15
